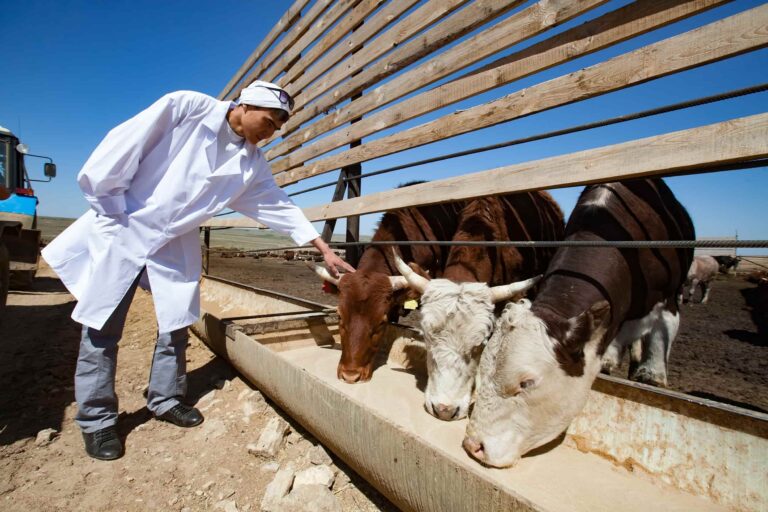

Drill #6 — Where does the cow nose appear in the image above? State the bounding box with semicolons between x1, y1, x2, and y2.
339;369;363;383
433;403;460;421
462;436;485;461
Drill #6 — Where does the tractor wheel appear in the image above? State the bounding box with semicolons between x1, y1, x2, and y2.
0;242;10;313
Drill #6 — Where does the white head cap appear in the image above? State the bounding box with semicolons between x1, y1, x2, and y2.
238;80;293;116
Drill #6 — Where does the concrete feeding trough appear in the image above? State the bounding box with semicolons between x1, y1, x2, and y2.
193;275;767;512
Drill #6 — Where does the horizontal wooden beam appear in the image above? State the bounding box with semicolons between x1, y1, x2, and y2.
203;112;768;228
218;0;310;100
280;0;418;94
273;2;767;184
290;0;471;106
269;0;471;143
276;0;387;89
226;0;335;101
261;0;360;84
254;0;427;149
267;0;604;160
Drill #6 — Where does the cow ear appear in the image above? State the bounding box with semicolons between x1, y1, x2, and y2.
408;262;429;279
569;300;610;335
587;301;611;330
502;299;532;327
322;281;340;295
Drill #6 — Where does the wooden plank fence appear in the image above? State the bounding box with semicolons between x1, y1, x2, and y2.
203;0;767;235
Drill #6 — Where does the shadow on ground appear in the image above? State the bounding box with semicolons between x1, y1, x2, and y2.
0;281;79;446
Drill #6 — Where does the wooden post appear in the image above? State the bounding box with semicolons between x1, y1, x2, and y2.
343;19;365;268
320;18;364;267
320;175;349;242
203;226;211;274
343;143;362;267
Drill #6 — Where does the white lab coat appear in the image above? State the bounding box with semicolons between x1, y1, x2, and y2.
42;91;319;332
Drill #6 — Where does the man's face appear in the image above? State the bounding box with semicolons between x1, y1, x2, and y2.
240;106;287;144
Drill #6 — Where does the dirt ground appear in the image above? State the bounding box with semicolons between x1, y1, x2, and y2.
0;262;397;512
2;255;765;512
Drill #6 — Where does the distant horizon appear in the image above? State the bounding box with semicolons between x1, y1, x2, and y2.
37;216;766;258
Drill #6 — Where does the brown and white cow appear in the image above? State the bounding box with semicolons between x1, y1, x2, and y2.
683;255;720;303
393;192;564;420
312;198;467;383
463;178;694;468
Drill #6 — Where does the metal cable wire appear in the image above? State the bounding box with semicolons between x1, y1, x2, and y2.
203;239;768;256
204;156;768;233
739;257;768;271
286;83;768;198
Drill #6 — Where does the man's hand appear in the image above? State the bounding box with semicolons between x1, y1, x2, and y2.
310;237;355;278
322;250;355;278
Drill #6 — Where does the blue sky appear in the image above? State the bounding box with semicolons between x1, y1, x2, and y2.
2;1;766;253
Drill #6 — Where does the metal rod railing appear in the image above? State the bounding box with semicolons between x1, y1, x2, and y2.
202;239;768;257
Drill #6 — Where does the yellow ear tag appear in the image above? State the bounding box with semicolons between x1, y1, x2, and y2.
403;299;419;310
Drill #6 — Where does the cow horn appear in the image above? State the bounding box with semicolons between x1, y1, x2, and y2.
306;262;340;286
390;275;410;291
489;275;542;304
392;250;428;293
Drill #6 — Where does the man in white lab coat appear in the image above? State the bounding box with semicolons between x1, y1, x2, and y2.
42;81;353;460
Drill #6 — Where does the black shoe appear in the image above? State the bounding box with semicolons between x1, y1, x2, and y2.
155;403;204;428
82;426;123;461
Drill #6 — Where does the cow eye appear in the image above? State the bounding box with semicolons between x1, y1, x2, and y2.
498;381;521;398
499;377;537;397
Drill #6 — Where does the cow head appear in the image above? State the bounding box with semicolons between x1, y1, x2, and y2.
309;264;408;383
393;254;540;421
463;299;609;467
715;255;741;274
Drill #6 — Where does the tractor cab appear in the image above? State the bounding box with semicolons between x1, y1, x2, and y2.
0;125;56;303
0;125;56;228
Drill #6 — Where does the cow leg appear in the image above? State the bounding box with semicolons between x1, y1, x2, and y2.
631;306;679;387
700;281;711;304
688;278;700;303
628;338;642;378
601;330;636;377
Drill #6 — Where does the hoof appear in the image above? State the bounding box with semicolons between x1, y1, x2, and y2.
631;367;667;388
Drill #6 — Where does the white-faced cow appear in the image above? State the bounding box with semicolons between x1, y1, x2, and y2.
393;192;564;420
683;255;720;303
463;178;694;468
312;195;467;383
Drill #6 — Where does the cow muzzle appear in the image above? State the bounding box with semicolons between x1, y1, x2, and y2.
429;402;461;421
337;362;373;384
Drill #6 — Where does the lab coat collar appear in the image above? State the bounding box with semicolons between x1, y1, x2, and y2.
202;100;245;176
201;100;234;134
